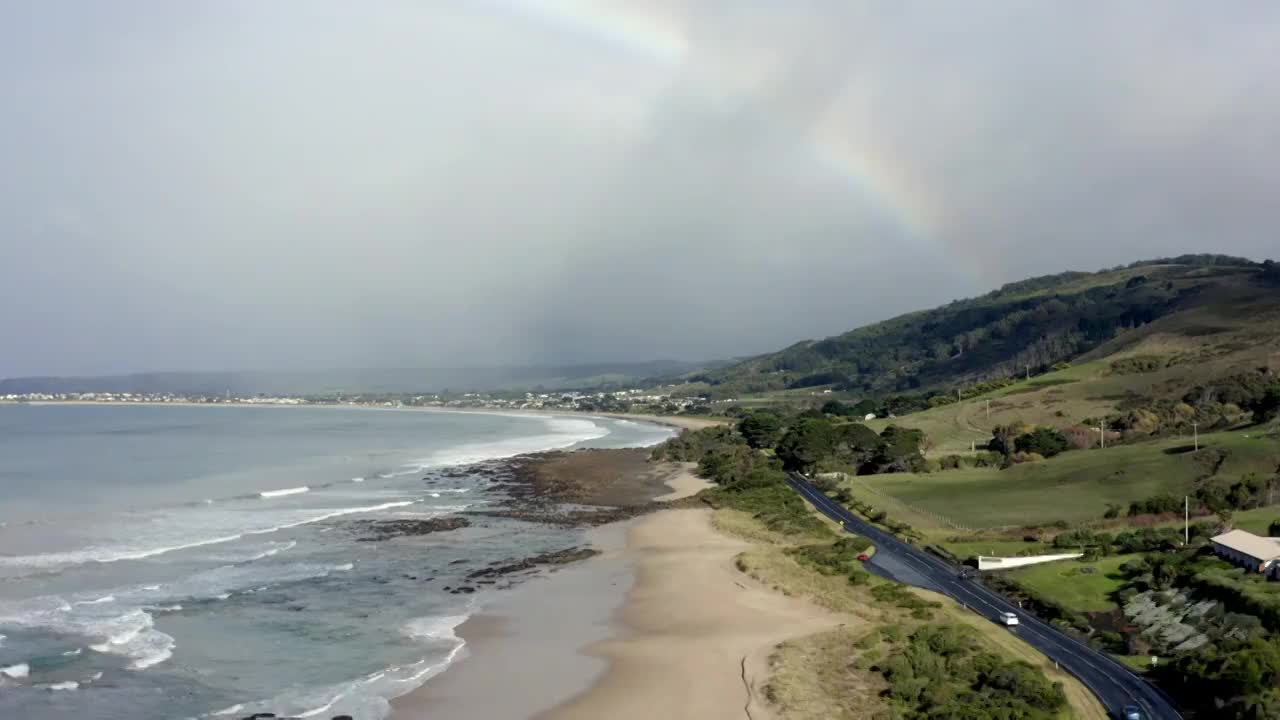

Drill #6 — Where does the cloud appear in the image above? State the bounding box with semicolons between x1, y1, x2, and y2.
1;1;1277;376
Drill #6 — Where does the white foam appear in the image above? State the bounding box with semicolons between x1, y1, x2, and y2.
223;615;469;720
74;595;116;606
260;486;310;499
2;663;30;679
332;563;354;572
351;477;365;483
417;416;610;469
80;609;175;670
244;540;296;562
46;681;78;690
62;648;82;656
0;500;414;569
404;614;469;643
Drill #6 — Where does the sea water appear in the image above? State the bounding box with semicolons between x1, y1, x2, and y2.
0;403;673;719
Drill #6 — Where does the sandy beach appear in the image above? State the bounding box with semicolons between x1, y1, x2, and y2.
539;509;838;720
394;504;838;720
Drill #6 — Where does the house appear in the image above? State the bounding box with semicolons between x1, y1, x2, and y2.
1210;529;1280;574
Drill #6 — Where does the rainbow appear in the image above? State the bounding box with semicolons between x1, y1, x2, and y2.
502;0;949;257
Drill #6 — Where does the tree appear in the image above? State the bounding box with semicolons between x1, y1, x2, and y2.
1014;427;1070;458
862;425;927;474
851;398;878;416
1247;385;1280;423
775;418;837;471
987;422;1028;456
738;412;783;449
821;399;846;416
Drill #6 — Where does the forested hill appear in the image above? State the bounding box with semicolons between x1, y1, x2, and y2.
697;255;1280;399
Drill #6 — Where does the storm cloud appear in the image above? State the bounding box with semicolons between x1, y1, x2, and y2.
3;1;1277;376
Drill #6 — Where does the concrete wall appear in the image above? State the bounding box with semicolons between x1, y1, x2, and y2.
977;553;1084;571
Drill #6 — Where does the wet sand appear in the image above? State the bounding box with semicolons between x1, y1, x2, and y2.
391;520;635;720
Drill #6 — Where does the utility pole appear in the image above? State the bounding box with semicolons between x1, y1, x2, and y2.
1185;495;1190;545
986;398;991;420
1192;421;1199;451
1098;420;1106;449
1025;366;1031;381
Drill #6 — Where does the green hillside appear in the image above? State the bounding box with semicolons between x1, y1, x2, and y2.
699;255;1279;405
848;430;1280;530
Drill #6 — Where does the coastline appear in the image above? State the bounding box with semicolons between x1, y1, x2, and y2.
393;463;834;720
11;400;724;432
537;509;839;720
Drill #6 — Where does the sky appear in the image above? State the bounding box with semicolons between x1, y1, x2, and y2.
2;1;1278;377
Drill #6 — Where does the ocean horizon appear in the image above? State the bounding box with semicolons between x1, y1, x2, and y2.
0;403;674;719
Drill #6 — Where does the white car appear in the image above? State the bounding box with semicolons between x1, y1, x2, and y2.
1000;612;1019;627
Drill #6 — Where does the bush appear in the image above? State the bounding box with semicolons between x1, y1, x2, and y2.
873;623;1067;719
787;537;874;576
1014;427;1070;458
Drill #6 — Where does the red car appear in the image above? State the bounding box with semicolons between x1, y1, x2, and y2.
857;554;870;561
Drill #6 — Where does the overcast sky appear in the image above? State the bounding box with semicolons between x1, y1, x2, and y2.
2;1;1278;377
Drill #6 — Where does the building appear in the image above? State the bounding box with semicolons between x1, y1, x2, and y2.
1210;529;1280;574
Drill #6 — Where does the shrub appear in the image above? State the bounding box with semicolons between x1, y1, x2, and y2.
1014;427;1070;458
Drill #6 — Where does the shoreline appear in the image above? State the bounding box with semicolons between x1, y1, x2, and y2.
393;501;838;720
11;400;722;432
537;509;839;720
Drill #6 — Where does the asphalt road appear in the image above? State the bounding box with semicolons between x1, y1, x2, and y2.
787;472;1183;720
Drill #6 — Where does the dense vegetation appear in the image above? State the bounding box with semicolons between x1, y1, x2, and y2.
871;624;1067;720
692;256;1274;400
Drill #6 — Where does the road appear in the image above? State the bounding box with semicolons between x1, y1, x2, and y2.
787;472;1183;720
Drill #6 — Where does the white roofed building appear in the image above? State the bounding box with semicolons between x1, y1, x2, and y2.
1210;529;1280;575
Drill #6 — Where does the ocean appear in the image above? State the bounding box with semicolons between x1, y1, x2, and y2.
0;403;674;719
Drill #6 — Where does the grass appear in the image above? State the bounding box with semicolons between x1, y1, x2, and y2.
1114;654;1154;673
765;627;888;720
943;538;1053;559
865;362;1119;456
852;430;1280;530
1006;555;1135;613
1208;506;1280;536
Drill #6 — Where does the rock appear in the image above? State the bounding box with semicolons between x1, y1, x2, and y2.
353;517;471;541
465;547;600;580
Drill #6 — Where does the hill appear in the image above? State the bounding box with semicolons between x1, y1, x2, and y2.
697;254;1279;404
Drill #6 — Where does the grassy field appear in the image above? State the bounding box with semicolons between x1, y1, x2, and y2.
943;538;1053;559
850;430;1280;530
1006;555;1135;613
863;362;1121;455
